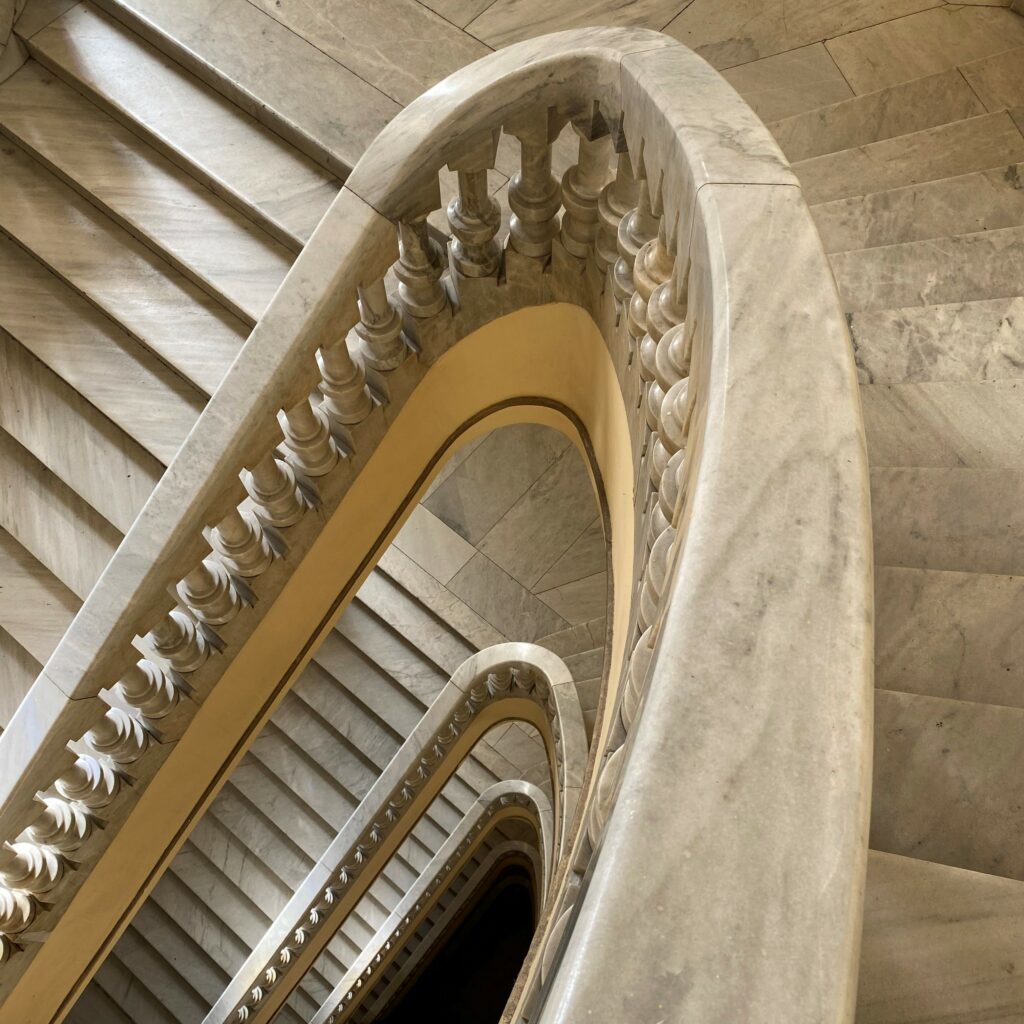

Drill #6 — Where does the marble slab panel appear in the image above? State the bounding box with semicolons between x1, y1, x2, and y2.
862;380;1024;469
859;851;1024;1024
534;516;607;593
448;552;570;641
871;466;1024;575
0;527;77;664
832;223;1024;312
465;0;690;47
393;505;476;585
876;564;1024;708
813;163;1024;253
720;42;853;123
418;0;493;29
769;68;985;163
664;0;936;69
245;0;488;106
795;111;1024;206
423;423;569;544
0;235;203;465
477;449;597;589
0;138;247;395
961;45;1024;112
826;5;1024;94
872;688;1024;880
536;569;608;625
30;4;341;246
849;296;1024;385
13;0;81;39
0;61;293;324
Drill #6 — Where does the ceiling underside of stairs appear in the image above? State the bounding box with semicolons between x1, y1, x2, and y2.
1;0;1024;1021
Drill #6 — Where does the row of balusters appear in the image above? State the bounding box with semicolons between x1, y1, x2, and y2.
0;111;695;967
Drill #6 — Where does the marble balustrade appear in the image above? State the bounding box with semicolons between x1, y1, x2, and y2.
0;27;871;1024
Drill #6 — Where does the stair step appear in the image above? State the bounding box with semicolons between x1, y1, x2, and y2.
873;688;1024;881
114;923;209;1023
0;234;203;465
0;138;246;395
0;430;118;599
0;60;293;324
0;527;77;664
961;45;1024;115
859;850;1024;1023
794;111;1024;205
0;326;160;532
91;952;178;1024
27;2;340;248
814;162;1024;254
65;975;134;1024
872;466;1024;576
849;296;1024;386
861;380;1024;469
831;224;1024;313
0;627;40;728
768;67;985;163
91;0;399;176
876;565;1024;709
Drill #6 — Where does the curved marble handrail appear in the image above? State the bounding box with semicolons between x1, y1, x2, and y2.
206;644;579;1024
0;25;871;1024
313;781;552;1024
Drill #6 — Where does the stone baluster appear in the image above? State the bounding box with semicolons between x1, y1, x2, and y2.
86;708;149;765
506;110;562;259
613;178;658;307
395;218;447;317
148;607;209;673
596;151;638;275
355;279;407;371
317;338;374;427
447;130;501;279
629;214;674;362
0;886;33;935
56;755;120;810
0;842;62;895
282;397;339;478
621;627;654;730
28;797;91;854
586;744;625;849
118;659;178;720
246;452;306;529
560;125;612;258
212;508;274;578
179;557;241;627
638;525;676;631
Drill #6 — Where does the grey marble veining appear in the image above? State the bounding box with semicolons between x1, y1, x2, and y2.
392;505;475;586
872;466;1024;575
769;67;985;164
961;45;1024;113
872;688;1024;881
849;296;1024;385
814;163;1024;254
862;380;1024;469
876;565;1024;708
536;569;609;626
534;516;607;593
832;224;1024;313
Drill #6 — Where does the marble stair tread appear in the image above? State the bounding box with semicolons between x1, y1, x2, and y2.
872;466;1024;576
960;45;1024;116
0;527;78;665
873;688;1024;882
0;235;203;465
65;977;135;1024
859;850;1024;1023
0;428;118;600
793;111;1024;206
831;225;1024;313
0;627;40;729
27;3;340;249
813;162;1024;254
876;565;1024;709
90;0;399;176
0;139;246;396
0;60;293;324
91;952;179;1024
113;923;209;1024
0;327;161;533
861;379;1024;469
768;66;986;164
849;296;1024;386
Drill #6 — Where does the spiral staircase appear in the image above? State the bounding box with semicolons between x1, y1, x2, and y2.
0;1;1022;1022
